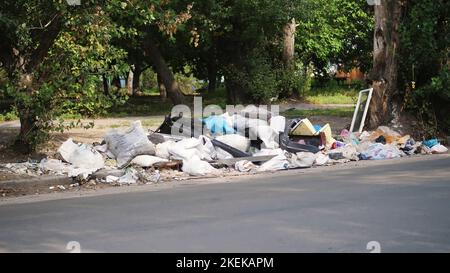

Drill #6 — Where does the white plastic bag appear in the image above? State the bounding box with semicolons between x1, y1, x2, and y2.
58;138;104;170
131;155;168;167
182;155;218;176
155;140;175;159
235;160;257;172
314;153;330;166
431;144;448;154
289;152;316;168
257;153;289;172
215;134;250;152
104;121;155;168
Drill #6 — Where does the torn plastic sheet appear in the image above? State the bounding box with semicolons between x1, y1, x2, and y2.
39;158;98;179
58;139;104;171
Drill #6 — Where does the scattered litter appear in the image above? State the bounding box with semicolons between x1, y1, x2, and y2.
117;168;139;184
235;160;257;172
314;153;330;166
359;143;402;160
2;103;447;187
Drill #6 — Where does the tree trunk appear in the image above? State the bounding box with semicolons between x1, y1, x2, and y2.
283;18;296;68
157;73;167;102
126;68;134;96
102;74;109;96
207;61;217;93
367;0;405;129
132;64;142;95
143;38;185;105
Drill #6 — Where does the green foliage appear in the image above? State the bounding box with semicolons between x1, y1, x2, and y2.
0;107;18;122
408;67;450;136
399;0;450;135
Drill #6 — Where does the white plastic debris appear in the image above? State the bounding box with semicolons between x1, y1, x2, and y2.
215;134;250;152
182;155;218;176
288;152;317;168
58;139;104;170
130;155;168;167
257;153;289;172
235;160;257;172
328;145;360;161
270;115;286;133
148;170;161;183
155;140;175;159
256;125;279;149
39;158;71;175
168;136;215;161
104;121;156;168
314;153;330;166
215;147;234;160
105;175;119;183
431;144;448;154
117;168;139;184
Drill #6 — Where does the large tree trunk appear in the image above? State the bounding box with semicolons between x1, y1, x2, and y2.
126;68;134;96
157;73;167;102
102;74;109;96
132;64;142;95
283;18;296;68
207;60;217;93
143;38;185;105
367;0;405;129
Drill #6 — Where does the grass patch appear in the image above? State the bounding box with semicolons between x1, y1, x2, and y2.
304;82;361;105
282;107;354;118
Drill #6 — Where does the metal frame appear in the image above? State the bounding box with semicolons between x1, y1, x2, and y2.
350;88;373;133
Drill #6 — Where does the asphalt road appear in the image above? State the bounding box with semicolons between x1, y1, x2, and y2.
1;155;450;252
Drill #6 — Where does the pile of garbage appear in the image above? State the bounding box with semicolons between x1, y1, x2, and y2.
1;106;448;185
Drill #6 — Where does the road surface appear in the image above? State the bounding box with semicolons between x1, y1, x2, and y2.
0;155;449;252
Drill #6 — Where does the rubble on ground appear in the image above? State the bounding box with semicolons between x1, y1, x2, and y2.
1;109;448;187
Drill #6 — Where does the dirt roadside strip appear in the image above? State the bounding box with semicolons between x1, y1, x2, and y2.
1;153;449;206
0;175;73;195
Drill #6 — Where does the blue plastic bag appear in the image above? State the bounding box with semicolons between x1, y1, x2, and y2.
423;138;439;148
203;116;235;135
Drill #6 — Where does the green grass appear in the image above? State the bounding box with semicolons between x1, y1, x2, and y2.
282;107;355;118
306;93;358;105
304;83;361;105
